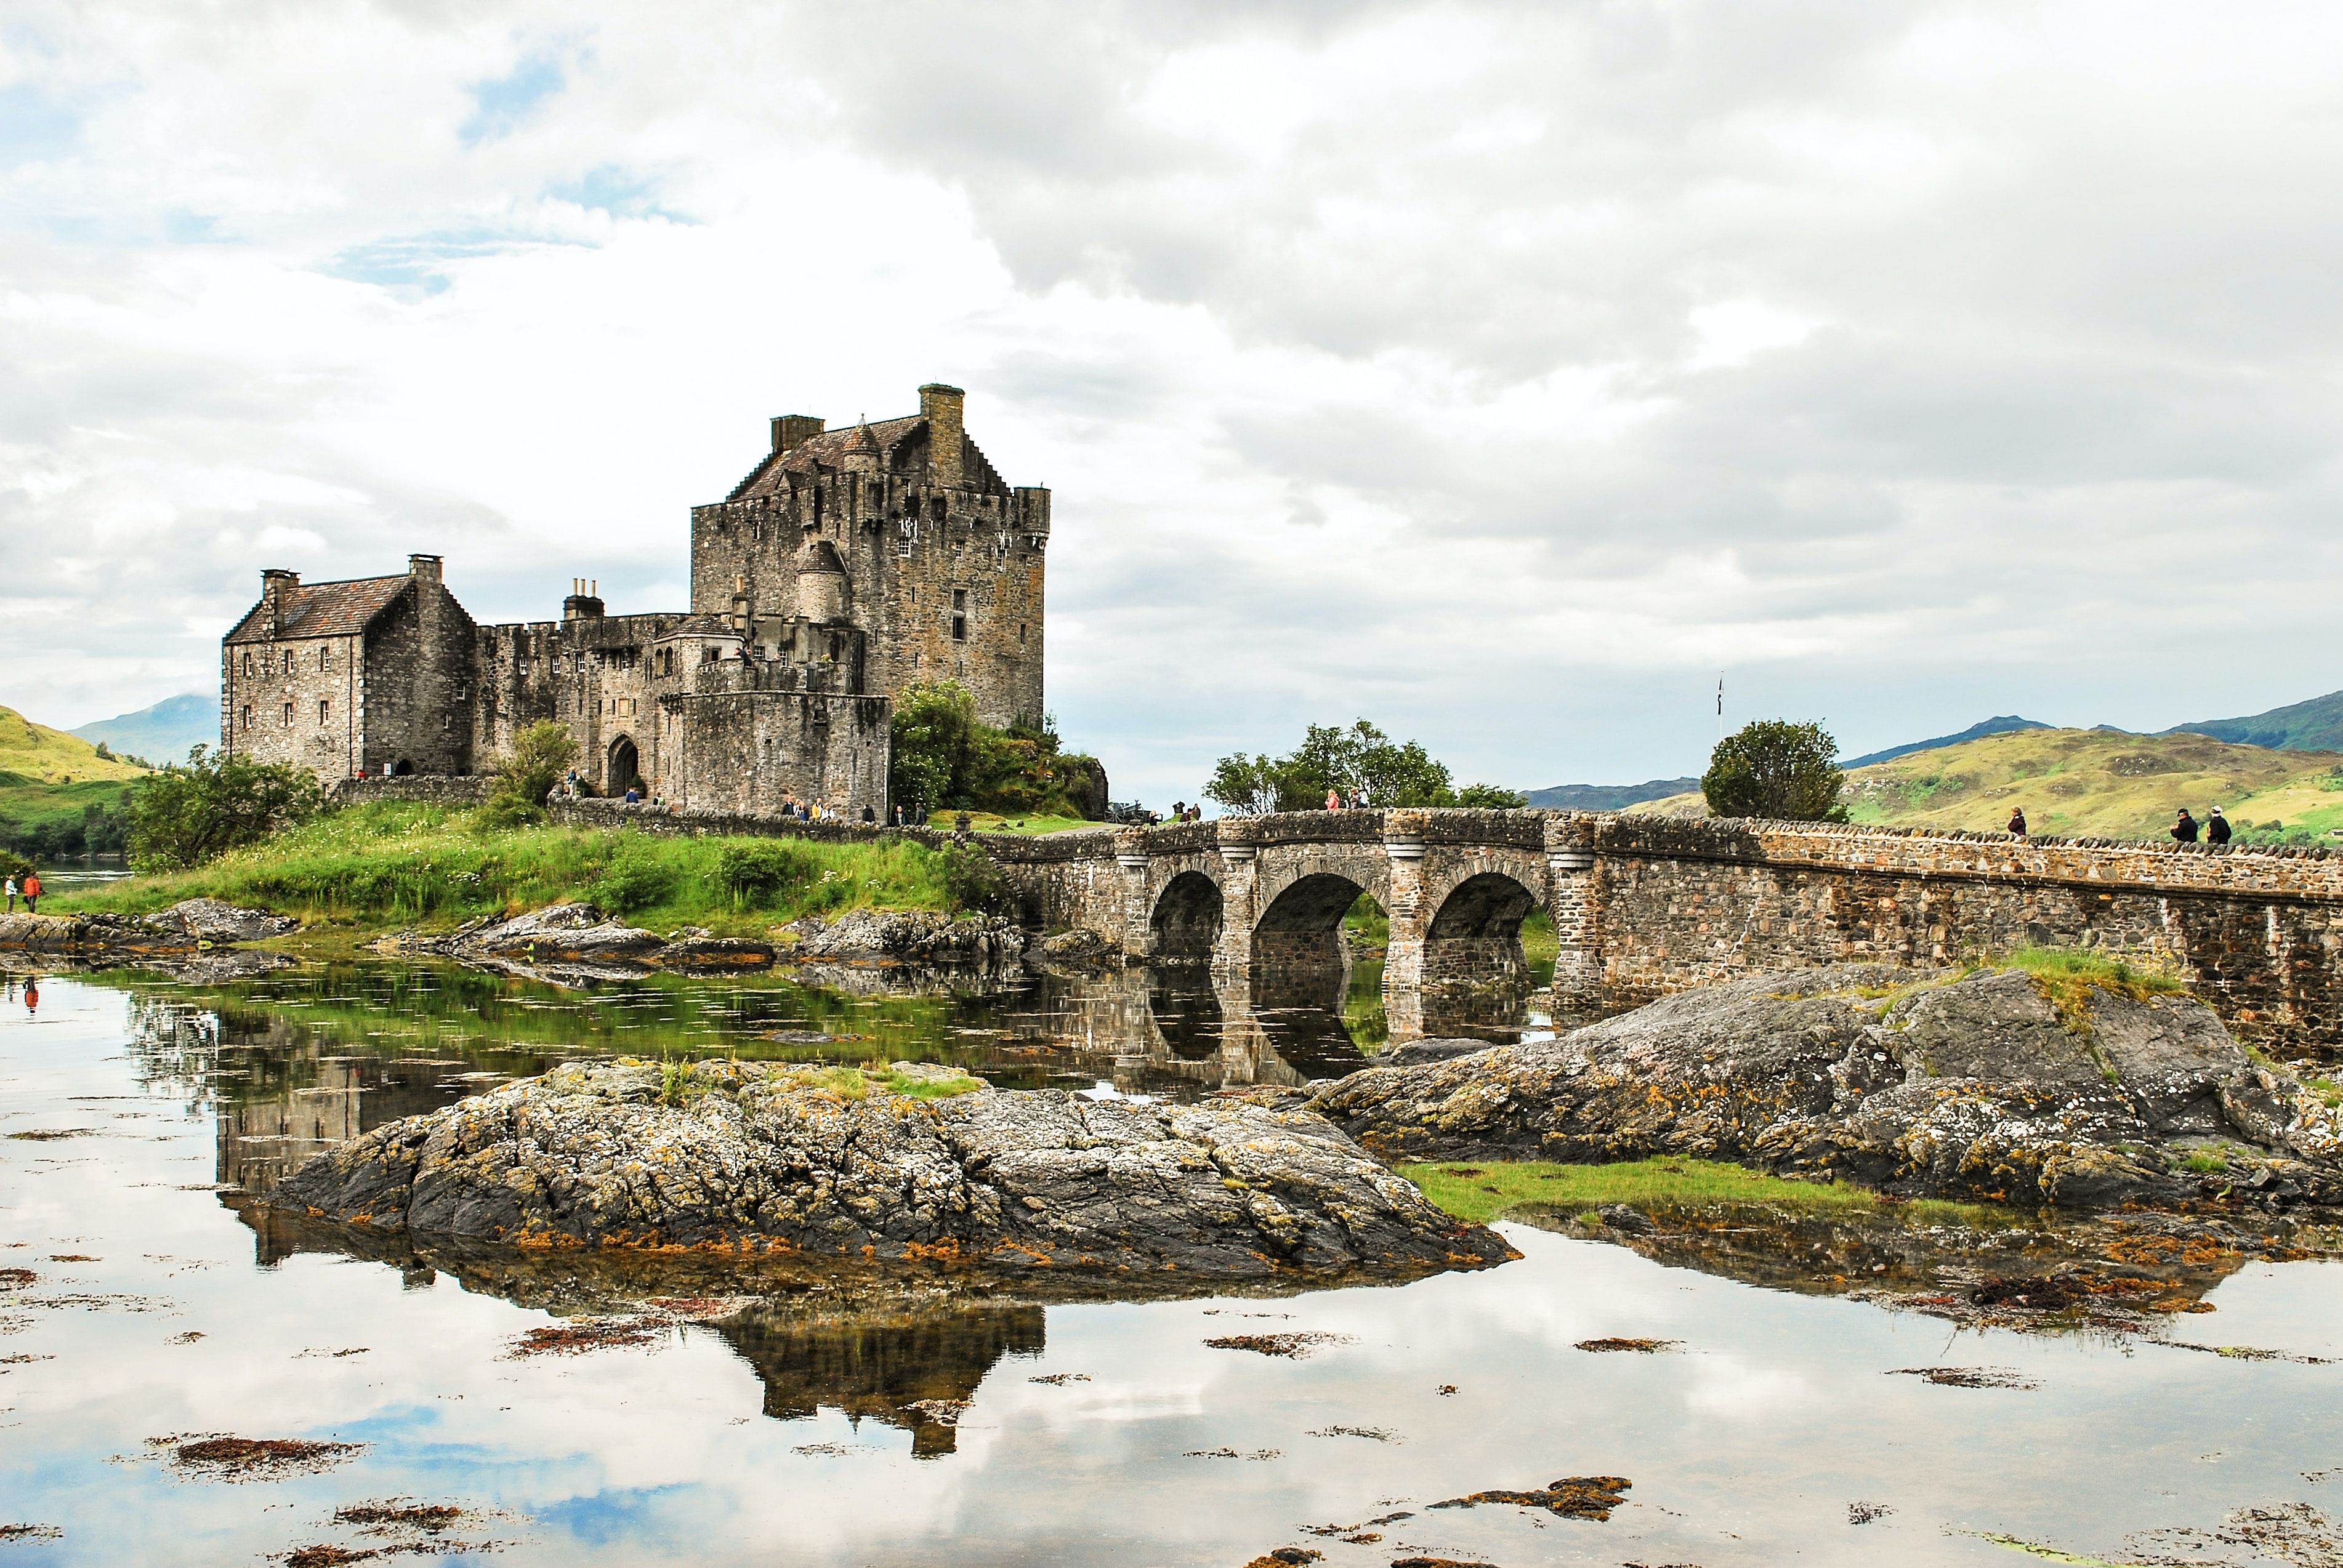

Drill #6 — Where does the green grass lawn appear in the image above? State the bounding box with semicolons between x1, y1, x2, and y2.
945;810;1105;836
1401;1156;2006;1227
50;800;963;935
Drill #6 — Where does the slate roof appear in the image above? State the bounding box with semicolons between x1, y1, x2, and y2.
223;575;409;645
727;415;924;502
722;414;1009;504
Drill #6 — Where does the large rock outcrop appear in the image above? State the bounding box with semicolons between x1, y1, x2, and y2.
1312;965;2343;1209
389;902;776;983
277;1059;1512;1278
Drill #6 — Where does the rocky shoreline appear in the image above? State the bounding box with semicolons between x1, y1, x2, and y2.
0;898;298;979
1312;963;2343;1211
276;1056;1515;1280
374;901;1038;989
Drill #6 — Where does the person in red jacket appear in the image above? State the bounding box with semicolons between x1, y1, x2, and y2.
19;870;38;914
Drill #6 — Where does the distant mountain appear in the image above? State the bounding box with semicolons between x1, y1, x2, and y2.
2164;690;2343;753
70;693;214;767
1841;715;2054;770
1523;776;1700;810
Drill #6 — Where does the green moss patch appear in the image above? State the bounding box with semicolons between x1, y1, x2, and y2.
1399;1157;2004;1228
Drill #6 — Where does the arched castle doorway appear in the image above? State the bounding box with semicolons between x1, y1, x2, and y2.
608;736;639;795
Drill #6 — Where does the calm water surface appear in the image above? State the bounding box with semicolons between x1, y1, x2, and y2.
1;965;2340;1566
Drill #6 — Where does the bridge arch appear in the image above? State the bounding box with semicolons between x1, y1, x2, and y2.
1253;870;1386;974
1149;870;1224;960
1415;862;1546;993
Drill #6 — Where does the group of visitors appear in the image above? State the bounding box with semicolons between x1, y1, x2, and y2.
3;872;38;915
2169;807;2232;845
1164;802;1205;824
2006;805;2234;846
1323;786;1371;811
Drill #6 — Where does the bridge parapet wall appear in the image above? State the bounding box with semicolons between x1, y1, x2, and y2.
1568;811;2343;1053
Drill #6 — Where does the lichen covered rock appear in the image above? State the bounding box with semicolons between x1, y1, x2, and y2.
1312;965;2343;1209
277;1059;1512;1277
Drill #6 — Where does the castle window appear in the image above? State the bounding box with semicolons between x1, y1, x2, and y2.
813;487;823;529
318;699;330;725
951;589;966;643
318;645;330;672
281;702;294;727
283;649;294;675
242;650;252;678
1019;622;1026;645
241;704;252;730
930;496;946;523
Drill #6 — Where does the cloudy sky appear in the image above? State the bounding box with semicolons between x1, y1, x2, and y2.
5;1;2341;803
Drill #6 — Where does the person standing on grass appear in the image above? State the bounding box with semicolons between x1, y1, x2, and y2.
20;871;38;915
3;875;14;914
2172;809;2200;845
2208;806;2233;846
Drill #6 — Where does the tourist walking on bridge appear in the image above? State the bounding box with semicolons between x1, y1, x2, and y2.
2171;809;2200;845
2208;806;2232;846
1325;787;1342;812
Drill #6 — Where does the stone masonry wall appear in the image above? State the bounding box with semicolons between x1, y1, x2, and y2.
358;575;477;778
328;775;492;807
223;630;363;781
1570;813;2343;1053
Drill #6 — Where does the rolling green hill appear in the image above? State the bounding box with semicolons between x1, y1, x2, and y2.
1629;727;2343;843
0;704;152;859
2165;689;2343;752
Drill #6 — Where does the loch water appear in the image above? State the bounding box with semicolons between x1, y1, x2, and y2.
2;960;2342;1566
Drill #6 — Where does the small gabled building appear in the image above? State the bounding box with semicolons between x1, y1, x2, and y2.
220;554;477;781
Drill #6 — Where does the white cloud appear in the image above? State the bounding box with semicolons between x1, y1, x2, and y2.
4;0;2342;797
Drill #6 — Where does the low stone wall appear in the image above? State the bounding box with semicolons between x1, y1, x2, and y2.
328;774;492;807
1571;813;2343;1053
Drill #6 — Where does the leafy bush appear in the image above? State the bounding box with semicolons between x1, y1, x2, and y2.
717;840;818;909
592;842;680;913
940;842;1007;914
128;746;322;871
482;721;581;827
1701;720;1850;822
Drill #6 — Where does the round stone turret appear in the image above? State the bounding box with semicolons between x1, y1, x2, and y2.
796;536;849;623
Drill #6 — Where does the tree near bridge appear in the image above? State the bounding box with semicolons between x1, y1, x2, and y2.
1204;720;1526;814
1702;719;1849;822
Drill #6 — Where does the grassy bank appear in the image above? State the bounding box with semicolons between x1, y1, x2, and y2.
1402;1156;2006;1227
50;800;963;935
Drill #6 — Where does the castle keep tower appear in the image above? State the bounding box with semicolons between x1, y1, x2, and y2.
688;383;1049;729
221;384;1051;821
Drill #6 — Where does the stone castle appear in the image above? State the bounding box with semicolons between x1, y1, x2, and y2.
219;384;1048;816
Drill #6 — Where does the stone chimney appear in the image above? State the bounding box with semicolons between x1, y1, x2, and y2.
772;415;825;455
563;577;605;622
408;553;442;585
261;568;299;633
919;383;964;488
